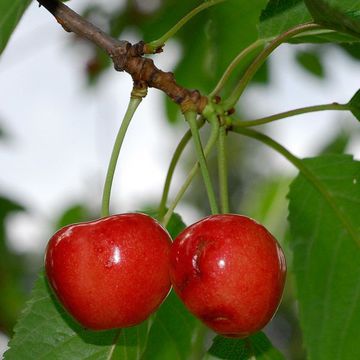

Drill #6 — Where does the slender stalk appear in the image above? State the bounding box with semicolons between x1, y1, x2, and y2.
162;120;219;227
158;117;205;221
234;103;349;127
101;95;143;217
185;111;219;214
223;23;322;110
210;40;264;98
217;124;230;213
146;0;225;53
231;126;359;246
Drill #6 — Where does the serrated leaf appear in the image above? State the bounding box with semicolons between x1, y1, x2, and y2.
203;333;285;360
260;0;312;40
349;89;360;120
260;0;360;43
5;275;202;359
0;0;31;55
304;0;360;39
4;273;124;360
288;155;360;360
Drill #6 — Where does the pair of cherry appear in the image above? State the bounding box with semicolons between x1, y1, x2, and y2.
45;213;286;338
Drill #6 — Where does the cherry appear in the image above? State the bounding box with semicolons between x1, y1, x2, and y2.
45;213;172;330
169;214;286;338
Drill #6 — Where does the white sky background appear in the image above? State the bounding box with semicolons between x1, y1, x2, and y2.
0;0;360;354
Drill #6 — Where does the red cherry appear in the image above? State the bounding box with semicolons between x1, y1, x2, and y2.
45;213;172;330
169;214;286;338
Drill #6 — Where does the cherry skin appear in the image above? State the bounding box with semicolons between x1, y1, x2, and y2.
45;213;172;330
169;214;286;338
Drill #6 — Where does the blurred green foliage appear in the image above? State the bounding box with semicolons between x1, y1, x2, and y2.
295;49;325;77
0;197;26;335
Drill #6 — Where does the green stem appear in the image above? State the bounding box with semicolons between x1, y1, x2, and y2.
232;126;359;246
162;118;219;227
210;39;264;98
101;95;143;217
158;117;205;221
234;103;349;127
223;22;322;110
217;124;230;213
185;111;219;215
146;0;225;53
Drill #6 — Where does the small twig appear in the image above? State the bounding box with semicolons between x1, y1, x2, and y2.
37;0;207;113
37;0;125;52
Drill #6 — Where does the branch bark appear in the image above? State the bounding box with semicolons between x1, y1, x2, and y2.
37;0;207;113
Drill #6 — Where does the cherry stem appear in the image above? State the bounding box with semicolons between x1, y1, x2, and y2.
232;126;360;246
217;124;230;213
162;118;219;227
185;111;219;215
223;22;322;110
234;103;349;127
101;91;145;218
146;0;225;53
210;39;264;98
158;117;205;221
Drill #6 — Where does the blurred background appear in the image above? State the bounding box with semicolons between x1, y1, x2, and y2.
0;0;359;358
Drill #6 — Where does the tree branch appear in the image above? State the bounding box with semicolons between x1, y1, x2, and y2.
37;0;207;113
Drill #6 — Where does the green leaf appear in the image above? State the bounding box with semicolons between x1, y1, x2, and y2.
141;291;204;360
241;177;291;241
0;196;26;334
203;333;285;360
288;155;360;360
259;0;360;43
260;0;312;40
55;204;92;230
349;89;360;120
340;42;360;60
319;130;350;155
295;49;325;77
4;273;127;360
0;0;31;55
319;131;350;155
304;0;360;39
